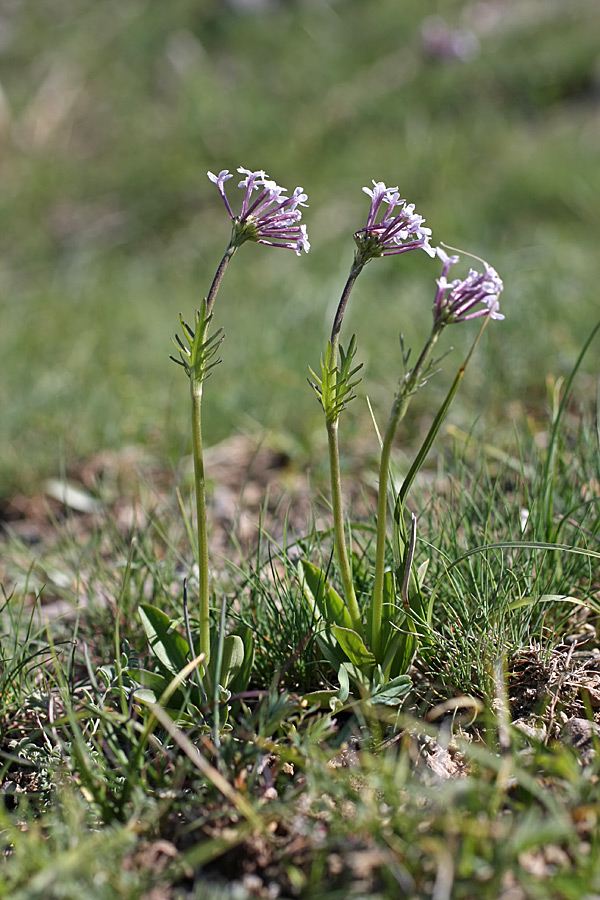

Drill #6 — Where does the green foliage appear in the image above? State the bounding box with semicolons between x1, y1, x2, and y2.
225;624;254;697
295;719;600;899
171;301;225;386
298;558;414;709
0;790;148;899
2;4;600;896
418;402;600;694
308;335;363;424
0;590;56;721
2;0;600;494
303;308;489;709
2;388;600;896
128;602;254;720
226;522;322;692
128;603;203;711
139;603;191;676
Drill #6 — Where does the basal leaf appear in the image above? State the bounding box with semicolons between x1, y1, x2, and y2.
219;633;245;689
370;673;412;707
416;558;430;589
125;667;188;711
370;569;397;662
227;625;254;695
300;689;339;709
315;628;352;672
332;625;376;674
299;559;354;630
139;604;190;677
381;626;417;680
338;661;350;703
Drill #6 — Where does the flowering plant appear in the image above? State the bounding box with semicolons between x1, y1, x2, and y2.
304;182;503;710
131;169;503;720
130;168;310;722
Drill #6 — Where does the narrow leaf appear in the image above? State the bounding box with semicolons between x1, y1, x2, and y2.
338;662;350;703
125;667;187;711
370;673;412;706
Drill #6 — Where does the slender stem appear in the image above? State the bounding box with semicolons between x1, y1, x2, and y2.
183;578;207;703
370;327;442;658
330;264;362;349
191;371;211;664
327;418;363;633
206;245;236;316
325;262;363;631
186;241;237;666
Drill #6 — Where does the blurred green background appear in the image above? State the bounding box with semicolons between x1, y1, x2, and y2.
1;0;599;496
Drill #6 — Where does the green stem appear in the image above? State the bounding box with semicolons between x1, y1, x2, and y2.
326;264;363;632
330;265;362;349
206;245;236;317
327;418;363;633
370;327;442;658
186;242;237;667
191;370;211;664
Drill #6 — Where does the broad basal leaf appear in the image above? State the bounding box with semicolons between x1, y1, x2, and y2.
332;625;376;674
139;604;191;677
299;559;354;630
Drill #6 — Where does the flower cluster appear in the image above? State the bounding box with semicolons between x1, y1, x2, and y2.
353;180;435;264
433;247;504;326
207;167;310;256
208;168;504;325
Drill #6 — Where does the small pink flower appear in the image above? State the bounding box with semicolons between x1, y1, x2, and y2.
207;167;309;256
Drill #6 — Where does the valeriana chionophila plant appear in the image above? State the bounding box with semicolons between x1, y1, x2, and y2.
131;168;309;714
303;182;504;709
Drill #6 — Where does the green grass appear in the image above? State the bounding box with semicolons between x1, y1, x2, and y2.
1;0;600;492
2;359;599;896
2;1;600;897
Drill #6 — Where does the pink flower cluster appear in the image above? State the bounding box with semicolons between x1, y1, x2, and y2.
208;167;504;323
355;180;435;259
208;167;310;256
433;247;504;325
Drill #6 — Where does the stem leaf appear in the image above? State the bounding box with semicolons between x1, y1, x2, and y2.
309;336;363;423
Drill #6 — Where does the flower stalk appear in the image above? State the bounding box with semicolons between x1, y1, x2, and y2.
326;417;362;632
369;247;503;657
190;344;211;661
319;182;434;633
206;246;236;317
173;166;309;666
370;324;442;658
326;270;362;629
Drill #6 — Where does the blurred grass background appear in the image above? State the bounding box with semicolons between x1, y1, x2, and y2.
0;0;599;496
